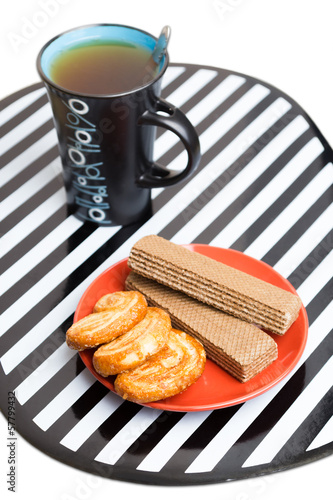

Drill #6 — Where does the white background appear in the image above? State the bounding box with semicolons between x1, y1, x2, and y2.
1;0;332;499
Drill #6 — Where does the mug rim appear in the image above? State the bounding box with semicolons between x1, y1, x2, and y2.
36;23;169;99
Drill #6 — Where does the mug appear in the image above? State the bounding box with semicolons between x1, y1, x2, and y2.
37;24;201;226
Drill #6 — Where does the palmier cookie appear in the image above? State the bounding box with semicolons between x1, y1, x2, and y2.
114;328;206;403
93;307;171;376
66;291;147;351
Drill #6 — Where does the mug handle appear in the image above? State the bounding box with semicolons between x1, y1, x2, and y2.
136;97;201;187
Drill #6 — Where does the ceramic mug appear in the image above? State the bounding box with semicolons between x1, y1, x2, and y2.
37;24;201;226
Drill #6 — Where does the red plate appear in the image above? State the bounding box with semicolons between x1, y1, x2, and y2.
76;245;308;412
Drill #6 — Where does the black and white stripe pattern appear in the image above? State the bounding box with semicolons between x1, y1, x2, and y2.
1;64;332;485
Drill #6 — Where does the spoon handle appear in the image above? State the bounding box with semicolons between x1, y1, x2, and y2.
152;26;171;64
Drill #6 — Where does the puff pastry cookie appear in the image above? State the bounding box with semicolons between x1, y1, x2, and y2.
114;328;206;403
93;307;171;376
66;291;147;350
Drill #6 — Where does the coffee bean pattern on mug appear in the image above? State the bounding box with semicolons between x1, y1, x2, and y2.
63;98;111;224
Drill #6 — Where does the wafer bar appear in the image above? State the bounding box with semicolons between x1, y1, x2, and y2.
127;235;302;335
129;257;286;332
126;272;278;382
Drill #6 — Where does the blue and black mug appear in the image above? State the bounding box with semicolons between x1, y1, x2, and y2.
37;24;201;226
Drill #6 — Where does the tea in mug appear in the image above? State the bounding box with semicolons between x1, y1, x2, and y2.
49;41;159;95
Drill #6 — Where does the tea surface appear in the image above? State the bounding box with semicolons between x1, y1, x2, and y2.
49;42;158;94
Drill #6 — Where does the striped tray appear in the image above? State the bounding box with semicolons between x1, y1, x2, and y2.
1;63;332;485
